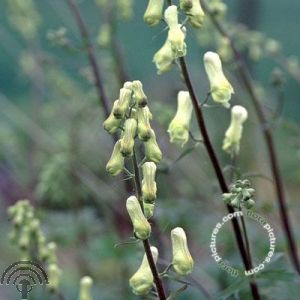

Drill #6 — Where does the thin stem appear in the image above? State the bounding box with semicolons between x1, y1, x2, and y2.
132;148;167;300
66;0;110;118
178;57;260;299
201;0;300;274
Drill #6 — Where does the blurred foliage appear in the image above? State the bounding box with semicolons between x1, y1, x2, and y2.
0;0;300;300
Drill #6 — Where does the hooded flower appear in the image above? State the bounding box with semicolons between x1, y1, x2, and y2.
144;129;162;163
113;87;132;119
103;100;122;134
153;39;174;74
126;196;151;240
132;80;148;107
164;6;187;58
203;51;234;107
137;106;153;141
171;227;194;275
222;105;248;156
106;140;125;176
168;91;193;147
129;246;158;295
120;118;137;157
78;276;93;300
184;0;205;28
142;162;157;203
143;0;164;27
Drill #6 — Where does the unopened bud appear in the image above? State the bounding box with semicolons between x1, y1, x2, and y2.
129;246;158;295
144;0;164;27
142;162;157;203
103;100;122;134
120;118;137;157
204;51;234;107
144;130;162;163
79;276;93;300
126;196;151;240
171;227;194;275
168;91;193;147
106;140;125;176
222;105;248;156
143;202;155;219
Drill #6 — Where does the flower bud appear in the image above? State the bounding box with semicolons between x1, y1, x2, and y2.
171;227;194;275
144;129;162;163
153;39;174;74
48;264;61;293
126;196;151;240
180;0;193;10
120;118;137;157
168;91;193;147
137;107;152;141
97;23;111;48
143;202;155;219
186;0;205;28
132;80;148;107
19;226;30;250
144;0;164;27
78;276;93;300
204;51;234;107
222;105;248;156
106;140;125;176
113;87;132;119
142;162;157;203
165;6;187;58
129;246;158;295
103;100;122;134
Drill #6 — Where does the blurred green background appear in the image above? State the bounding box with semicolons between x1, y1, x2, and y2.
0;0;300;299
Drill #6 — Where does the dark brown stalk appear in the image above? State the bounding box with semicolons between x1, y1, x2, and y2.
66;0;110;118
201;0;300;274
179;57;260;299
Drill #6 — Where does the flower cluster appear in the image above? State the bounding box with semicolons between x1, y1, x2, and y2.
104;81;194;296
104;80;162;177
8;200;62;292
223;179;255;209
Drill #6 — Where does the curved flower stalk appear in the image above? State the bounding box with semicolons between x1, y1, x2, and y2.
120;118;137;157
168;91;193;147
180;0;205;28
203;51;234;107
144;0;164;27
129;246;159;295
126;196;151;239
78;276;93;300
106;140;125;176
144;129;162;163
223;105;248;156
142;162;157;203
171;227;194;275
